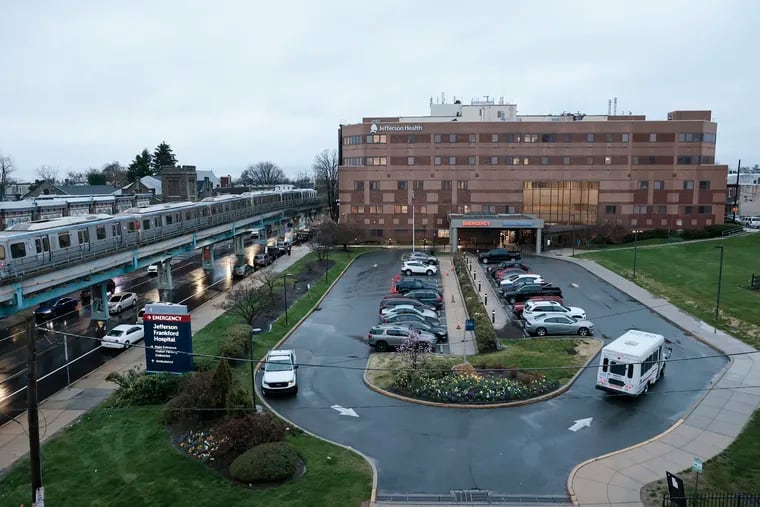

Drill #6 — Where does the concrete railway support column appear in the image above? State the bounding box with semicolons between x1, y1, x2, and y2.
90;281;111;326
535;227;543;254
157;260;174;290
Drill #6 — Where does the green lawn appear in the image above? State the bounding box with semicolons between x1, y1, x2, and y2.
579;234;760;348
0;406;371;507
0;248;374;507
580;234;760;496
472;338;601;384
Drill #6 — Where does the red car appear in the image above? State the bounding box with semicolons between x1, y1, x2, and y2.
512;295;564;317
494;268;532;281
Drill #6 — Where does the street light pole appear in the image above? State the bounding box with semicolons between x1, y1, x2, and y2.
715;245;724;319
571;214;576;257
249;327;257;413
283;273;292;326
632;229;640;279
411;191;415;252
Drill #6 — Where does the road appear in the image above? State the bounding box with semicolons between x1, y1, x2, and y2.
264;249;727;497
0;240;269;423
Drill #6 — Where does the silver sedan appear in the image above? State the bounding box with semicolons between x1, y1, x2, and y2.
523;313;594;337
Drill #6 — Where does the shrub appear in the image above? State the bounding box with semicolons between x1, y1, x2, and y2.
218;328;250;359
106;368;183;406
213;412;286;459
453;253;498;353
229;442;300;483
164;359;245;424
194;356;218;372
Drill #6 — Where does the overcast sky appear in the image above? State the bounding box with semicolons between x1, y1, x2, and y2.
1;0;758;182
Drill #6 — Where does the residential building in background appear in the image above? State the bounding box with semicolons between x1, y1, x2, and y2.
338;97;727;245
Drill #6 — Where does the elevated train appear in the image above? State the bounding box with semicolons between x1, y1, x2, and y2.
0;188;318;281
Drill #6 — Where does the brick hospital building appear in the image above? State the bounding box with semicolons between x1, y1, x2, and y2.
337;97;727;248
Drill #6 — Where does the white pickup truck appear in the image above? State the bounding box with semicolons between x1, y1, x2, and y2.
261;349;298;396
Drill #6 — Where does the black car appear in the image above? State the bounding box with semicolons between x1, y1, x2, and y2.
478;248;521;264
79;279;116;305
503;284;562;304
34;297;80;321
403;289;444;310
395;278;441;295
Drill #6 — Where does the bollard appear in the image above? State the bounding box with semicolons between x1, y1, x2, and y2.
492;310;495;324
474;271;477;281
478;282;481;293
484;294;488;306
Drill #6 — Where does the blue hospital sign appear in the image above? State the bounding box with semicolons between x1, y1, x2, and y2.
143;303;193;373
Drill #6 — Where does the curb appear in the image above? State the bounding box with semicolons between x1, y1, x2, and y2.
361;337;602;409
547;254;741;504
566;418;685;505
255;251;379;504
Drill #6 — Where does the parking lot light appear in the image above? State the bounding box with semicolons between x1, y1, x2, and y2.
715;245;724;320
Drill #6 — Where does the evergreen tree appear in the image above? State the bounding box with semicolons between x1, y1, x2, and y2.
127;149;153;183
152;141;178;172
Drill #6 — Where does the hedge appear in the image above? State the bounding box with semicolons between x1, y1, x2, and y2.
453;253;498;352
229;442;300;483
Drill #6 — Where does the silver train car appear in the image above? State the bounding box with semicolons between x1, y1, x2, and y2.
0;188;318;281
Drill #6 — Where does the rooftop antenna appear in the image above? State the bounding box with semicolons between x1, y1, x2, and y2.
613;97;618;115
608;99;612;115
441;92;445;104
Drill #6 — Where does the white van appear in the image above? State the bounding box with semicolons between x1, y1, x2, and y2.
595;329;671;396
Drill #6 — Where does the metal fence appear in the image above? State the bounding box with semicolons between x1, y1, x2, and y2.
663;493;760;506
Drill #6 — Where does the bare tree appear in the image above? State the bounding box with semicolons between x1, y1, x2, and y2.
65;170;87;185
218;281;275;325
293;169;313;187
239;161;286;186
102;161;128;187
0;154;15;200
310;221;337;262
35;165;58;184
312;149;339;222
397;333;434;370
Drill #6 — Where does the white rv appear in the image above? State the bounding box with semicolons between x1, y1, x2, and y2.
595;329;671;397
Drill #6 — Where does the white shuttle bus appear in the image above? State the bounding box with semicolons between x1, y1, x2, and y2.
596;329;671;397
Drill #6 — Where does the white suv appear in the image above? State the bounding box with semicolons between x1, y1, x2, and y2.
401;260;438;276
523;300;586;320
261;349;298;396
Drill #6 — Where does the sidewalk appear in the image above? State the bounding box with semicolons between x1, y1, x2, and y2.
0;244;312;475
542;249;760;507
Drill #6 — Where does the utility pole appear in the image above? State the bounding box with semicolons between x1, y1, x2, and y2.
26;318;43;505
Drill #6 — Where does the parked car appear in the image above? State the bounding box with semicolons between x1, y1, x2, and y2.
102;324;145;349
108;292;137;314
478;248;521;264
380;304;438;321
233;264;254;278
523;313;594;337
499;273;544;293
523;300;587;320
401;260;438;276
395;278;440;294
254;253;272;267
512;295;564;317
34;297;79;322
407;252;439;265
403;289;443;309
367;325;437;352
261;349;298;396
494;267;531;281
503;284;562;304
488;261;530;275
380;298;437;314
376;321;448;343
381;312;441;327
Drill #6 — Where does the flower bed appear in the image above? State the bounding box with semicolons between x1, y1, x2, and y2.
392;369;559;404
178;429;228;463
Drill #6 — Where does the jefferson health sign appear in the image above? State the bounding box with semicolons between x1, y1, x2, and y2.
143;303;193;373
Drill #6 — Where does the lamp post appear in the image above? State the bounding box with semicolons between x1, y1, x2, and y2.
571;214;576;257
324;248;329;283
715;245;724;319
632;229;642;279
249;327;258;413
283;273;292;326
411;191;416;252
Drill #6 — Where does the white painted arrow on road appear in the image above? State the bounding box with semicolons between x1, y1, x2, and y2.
568;417;593;432
331;404;359;417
